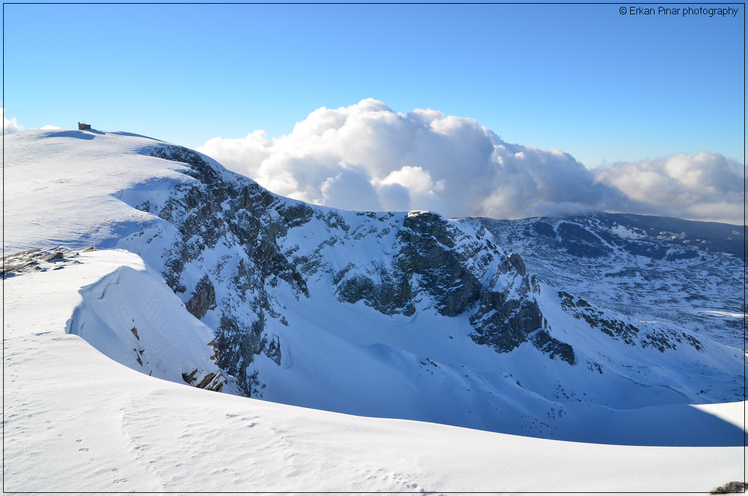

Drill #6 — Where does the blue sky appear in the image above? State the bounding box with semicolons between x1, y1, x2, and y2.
5;3;743;167
4;3;745;223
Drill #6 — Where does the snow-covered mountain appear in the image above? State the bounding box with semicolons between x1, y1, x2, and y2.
477;214;745;350
4;128;746;492
4;129;744;443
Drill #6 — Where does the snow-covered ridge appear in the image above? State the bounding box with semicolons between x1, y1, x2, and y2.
4;129;744;446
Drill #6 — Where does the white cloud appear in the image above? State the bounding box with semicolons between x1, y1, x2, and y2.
320;167;382;212
198;99;744;224
3;108;24;134
593;152;745;225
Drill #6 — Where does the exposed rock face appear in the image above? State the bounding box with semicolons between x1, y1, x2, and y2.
507;253;527;277
181;368;226;392
1;247;89;277
397;211;482;316
467;253;575;363
131;146;577;395
710;482;748;494
335;211;485;317
337;272;416;316
471;290;542;352
329;210;572;363
185;274;216;319
531;329;576;365
144;147;311;391
558;291;704;354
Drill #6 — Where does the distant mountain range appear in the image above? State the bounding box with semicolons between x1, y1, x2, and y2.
475;213;745;351
483;212;744;259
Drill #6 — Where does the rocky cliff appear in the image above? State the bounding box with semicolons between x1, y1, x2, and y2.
129;146;576;394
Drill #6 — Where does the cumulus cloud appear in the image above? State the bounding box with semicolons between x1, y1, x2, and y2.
3;108;24;134
593;152;745;225
320;167;382;212
199;99;744;225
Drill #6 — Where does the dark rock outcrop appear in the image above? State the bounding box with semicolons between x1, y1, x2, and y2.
507;253;527;276
181;368;226;392
397;211;483;317
1;246;85;278
531;329;576;364
710;482;748;494
185;274;216;319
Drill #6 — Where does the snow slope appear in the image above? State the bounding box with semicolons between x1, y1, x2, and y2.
4;128;746;492
3;248;745;493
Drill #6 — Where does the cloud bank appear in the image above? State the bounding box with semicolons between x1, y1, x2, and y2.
199;99;744;225
594;153;744;225
3;108;24;134
2;111;60;134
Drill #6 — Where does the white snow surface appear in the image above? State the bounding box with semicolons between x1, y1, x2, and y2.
4;129;746;492
3;248;745;493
